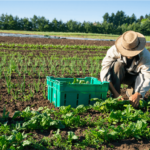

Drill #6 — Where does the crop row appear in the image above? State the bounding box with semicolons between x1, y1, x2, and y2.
0;43;150;50
0;43;111;50
1;43;150;149
0;54;103;102
1;98;150;149
0;48;106;60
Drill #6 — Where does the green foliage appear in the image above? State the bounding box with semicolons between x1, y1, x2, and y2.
1;97;150;149
91;97;130;112
0;130;31;150
61;112;86;127
67;77;90;84
1;12;150;35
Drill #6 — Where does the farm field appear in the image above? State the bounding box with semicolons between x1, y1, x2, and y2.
1;30;150;41
0;30;121;40
1;36;150;150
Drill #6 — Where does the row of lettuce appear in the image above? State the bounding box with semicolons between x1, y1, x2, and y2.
1;97;150;149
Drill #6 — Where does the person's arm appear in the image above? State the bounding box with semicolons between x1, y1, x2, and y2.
109;82;119;97
100;45;124;100
100;45;120;82
134;49;150;98
109;82;124;100
134;66;150;98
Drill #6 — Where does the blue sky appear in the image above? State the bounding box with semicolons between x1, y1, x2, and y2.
0;0;150;23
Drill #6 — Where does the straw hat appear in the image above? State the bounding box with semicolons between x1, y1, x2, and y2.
115;30;146;57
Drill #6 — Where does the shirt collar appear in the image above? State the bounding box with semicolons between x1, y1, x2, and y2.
121;54;140;65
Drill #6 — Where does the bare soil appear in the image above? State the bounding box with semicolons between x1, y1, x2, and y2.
0;36;150;150
1;36;150;46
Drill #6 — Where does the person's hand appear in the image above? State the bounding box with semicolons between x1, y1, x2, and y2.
114;93;124;101
118;95;124;101
129;92;141;108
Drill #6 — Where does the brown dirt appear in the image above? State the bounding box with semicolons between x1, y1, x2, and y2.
0;36;150;150
1;36;150;46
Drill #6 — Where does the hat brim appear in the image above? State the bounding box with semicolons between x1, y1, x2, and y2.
115;32;146;57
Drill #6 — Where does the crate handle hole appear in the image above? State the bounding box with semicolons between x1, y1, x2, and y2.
77;94;79;99
64;100;66;106
76;100;78;106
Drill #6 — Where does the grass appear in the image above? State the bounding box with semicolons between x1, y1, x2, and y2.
0;30;121;40
1;30;150;41
0;30;119;39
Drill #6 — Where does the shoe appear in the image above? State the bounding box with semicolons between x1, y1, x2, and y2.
126;87;134;98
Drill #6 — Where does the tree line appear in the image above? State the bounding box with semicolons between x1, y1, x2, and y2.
0;11;150;35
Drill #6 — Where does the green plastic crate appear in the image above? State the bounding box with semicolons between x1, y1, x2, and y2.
46;76;109;108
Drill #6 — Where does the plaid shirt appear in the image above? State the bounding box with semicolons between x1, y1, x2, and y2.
100;45;150;98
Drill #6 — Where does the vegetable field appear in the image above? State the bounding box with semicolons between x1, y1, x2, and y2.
1;37;150;150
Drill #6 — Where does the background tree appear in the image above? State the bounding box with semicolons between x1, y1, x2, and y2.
140;19;150;35
83;21;93;33
66;20;78;32
109;13;115;25
31;15;38;31
103;13;109;23
137;15;144;22
51;18;59;32
0;12;150;35
130;13;137;24
22;17;32;31
37;16;49;31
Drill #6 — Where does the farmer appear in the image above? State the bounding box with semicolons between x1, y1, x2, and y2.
100;30;150;108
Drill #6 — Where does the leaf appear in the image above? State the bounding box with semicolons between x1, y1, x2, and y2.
16;132;23;142
134;135;141;139
31;110;40;115
22;131;28;139
58;122;65;129
22;140;32;146
7;135;16;142
98;129;105;133
66;112;73;117
108;130;118;136
50;121;58;126
68;131;78;140
56;129;60;135
73;78;78;84
136;120;147;130
22;122;30;127
90;98;100;101
8;146;16;150
23;106;31;113
3;121;8;126
12;111;21;119
79;80;85;84
76;105;84;110
71;135;78;140
12;130;18;135
15;122;22;130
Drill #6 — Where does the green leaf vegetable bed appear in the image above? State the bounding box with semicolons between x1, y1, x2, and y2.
1;97;150;150
0;43;150;149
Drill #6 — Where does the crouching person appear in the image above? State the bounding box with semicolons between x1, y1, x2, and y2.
100;30;150;108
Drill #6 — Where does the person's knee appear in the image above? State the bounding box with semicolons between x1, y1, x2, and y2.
114;61;125;74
